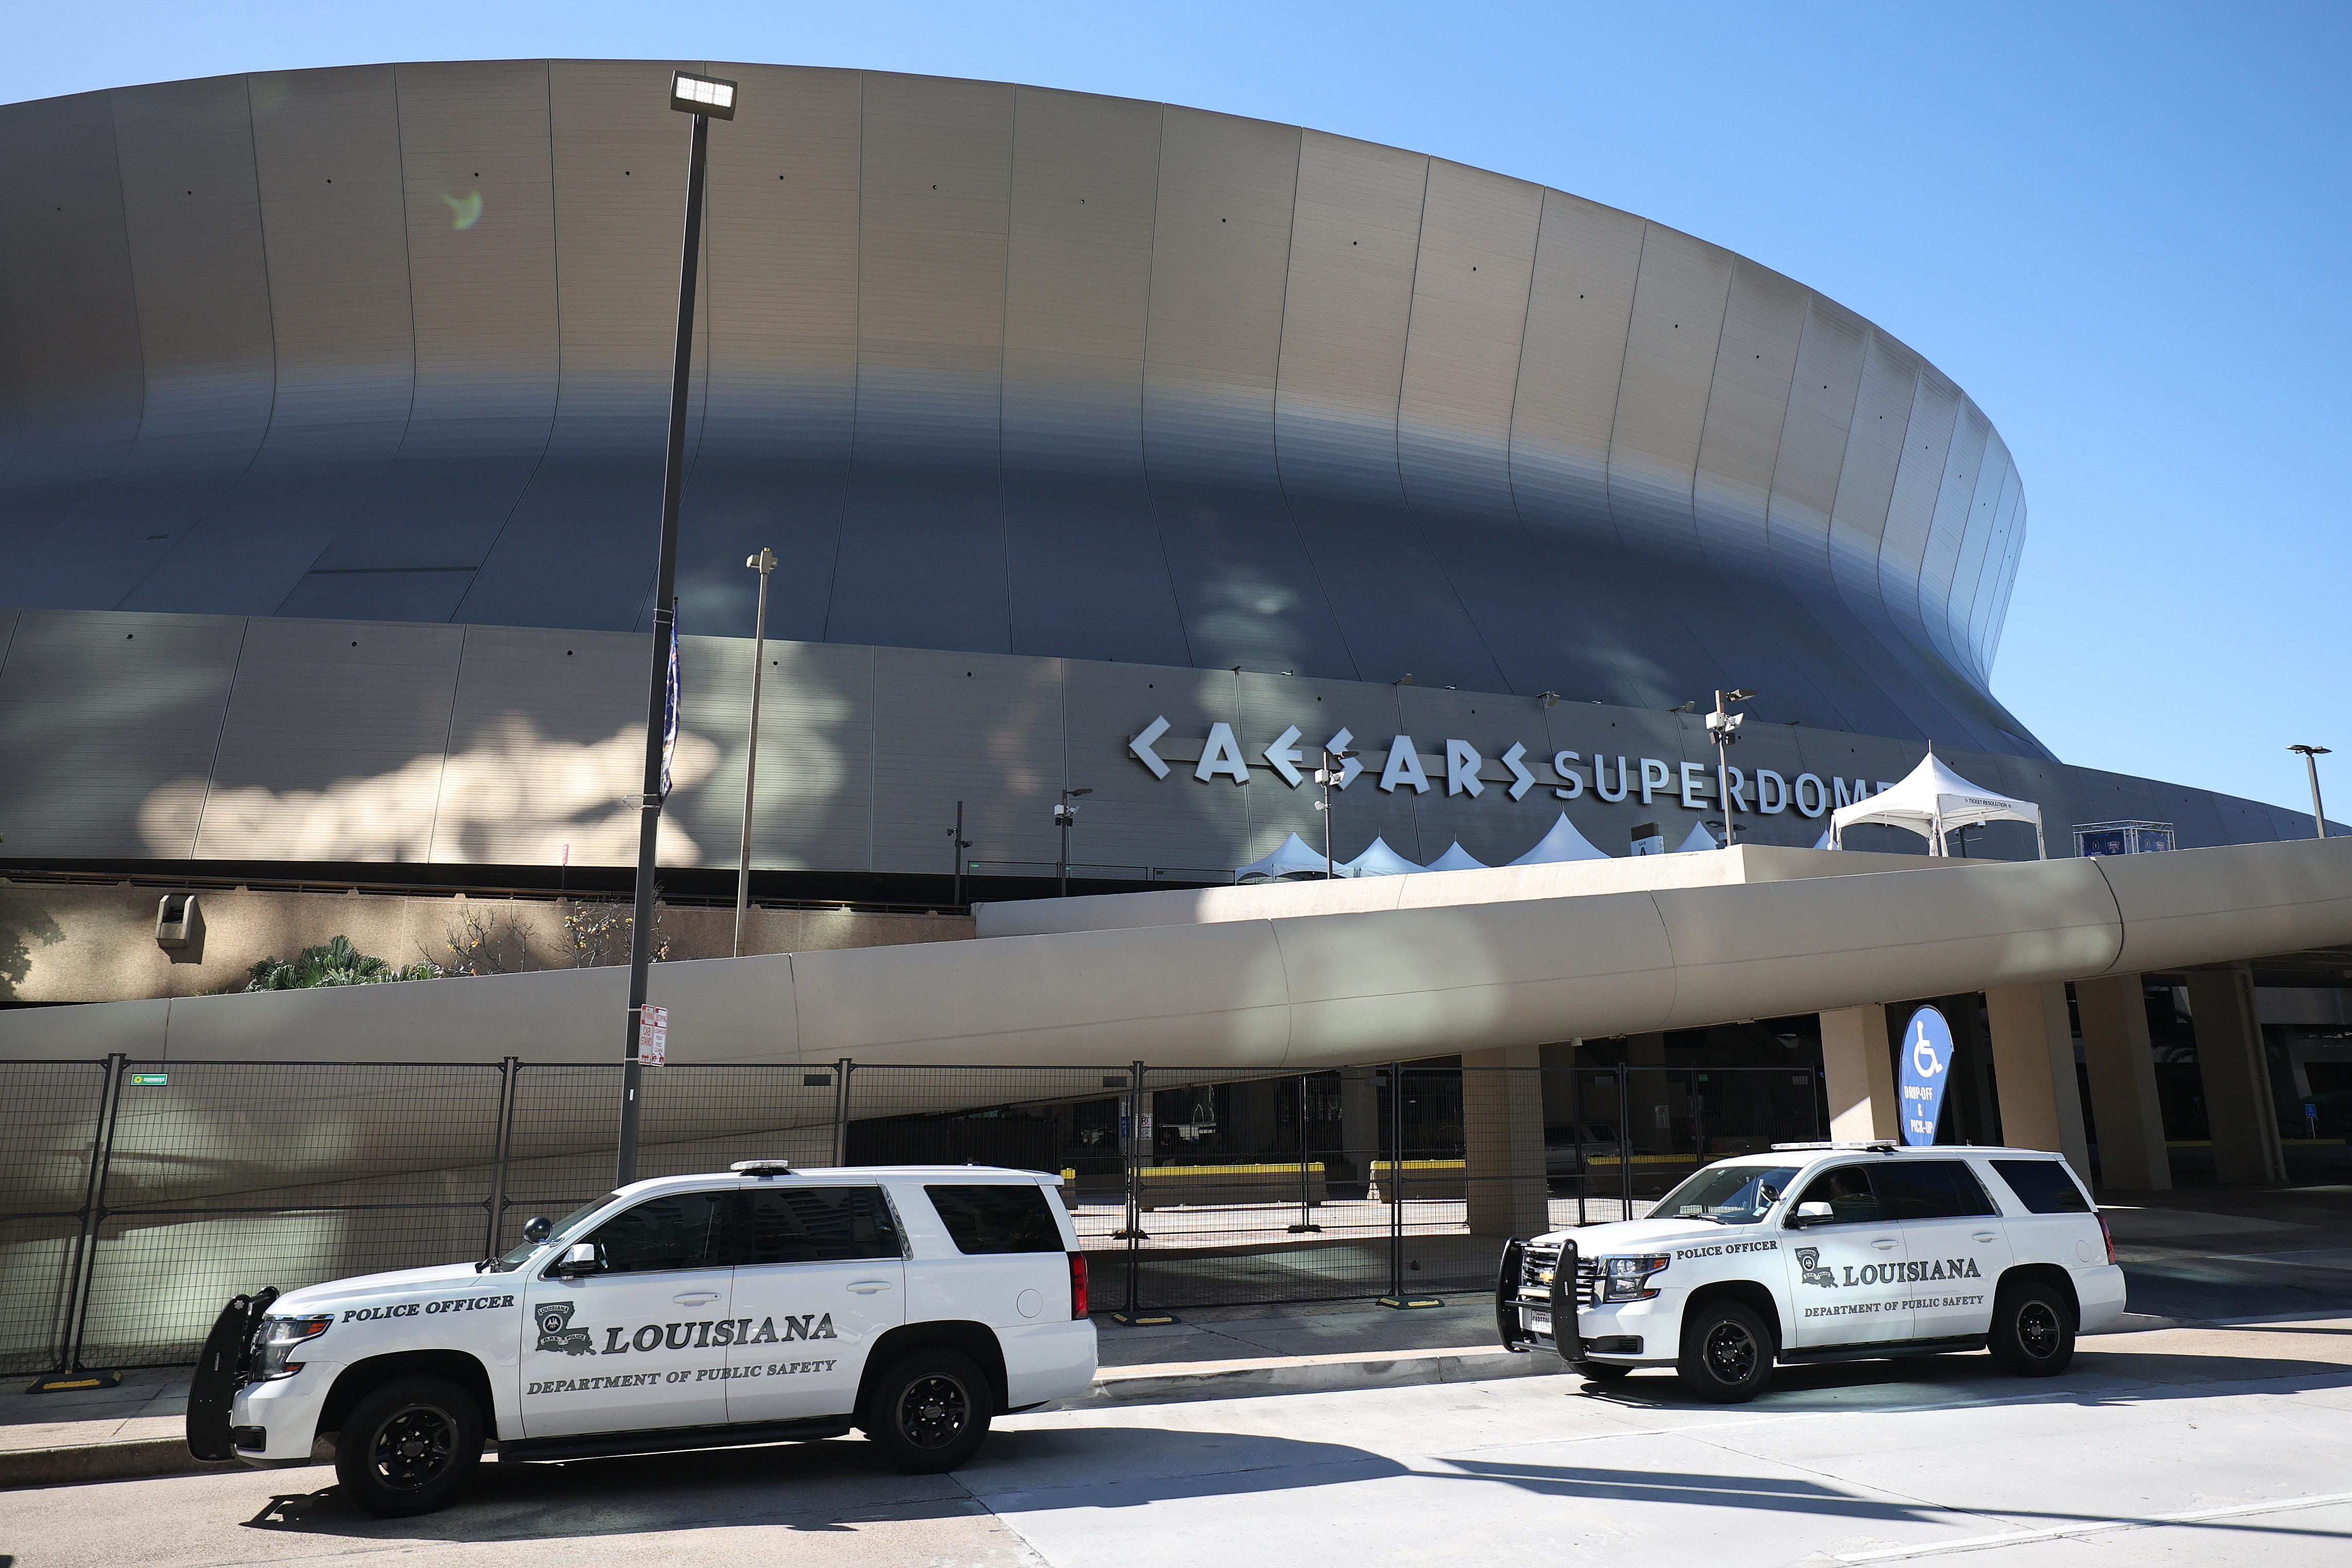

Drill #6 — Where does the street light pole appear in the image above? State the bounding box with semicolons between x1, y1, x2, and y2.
1054;788;1092;897
731;547;776;958
619;72;738;1188
1705;689;1754;848
2291;745;2333;840
1314;746;1356;879
947;801;970;907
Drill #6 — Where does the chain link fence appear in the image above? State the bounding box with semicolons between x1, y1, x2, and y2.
0;1055;1824;1375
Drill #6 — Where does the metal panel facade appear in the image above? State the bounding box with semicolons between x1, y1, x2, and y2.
3;61;2049;779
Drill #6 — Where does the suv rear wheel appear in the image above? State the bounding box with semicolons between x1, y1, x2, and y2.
862;1348;992;1473
334;1374;483;1517
1676;1299;1774;1403
1989;1278;2075;1376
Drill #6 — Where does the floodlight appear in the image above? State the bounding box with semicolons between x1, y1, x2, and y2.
671;72;739;120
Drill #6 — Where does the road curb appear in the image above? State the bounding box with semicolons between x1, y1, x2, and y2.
1081;1344;1570;1405
0;1436;239;1489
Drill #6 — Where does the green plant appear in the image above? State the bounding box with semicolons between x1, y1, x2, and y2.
241;935;437;991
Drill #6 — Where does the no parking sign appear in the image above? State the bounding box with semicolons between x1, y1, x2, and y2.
1898;1005;1952;1146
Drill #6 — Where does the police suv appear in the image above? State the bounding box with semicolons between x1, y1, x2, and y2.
1497;1143;2124;1401
186;1161;1097;1517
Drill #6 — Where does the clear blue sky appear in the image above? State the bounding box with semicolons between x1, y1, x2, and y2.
11;1;2347;817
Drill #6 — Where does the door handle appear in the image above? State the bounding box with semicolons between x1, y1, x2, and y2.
673;1291;722;1305
847;1281;892;1294
1973;1231;2000;1244
1872;1239;1899;1250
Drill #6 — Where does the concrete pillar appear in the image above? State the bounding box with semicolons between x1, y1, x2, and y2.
1821;1004;1896;1142
1462;1043;1549;1238
2075;975;2171;1191
2185;965;2289;1186
1626;1032;1674;1153
1987;982;2092;1176
1225;1077;1279;1155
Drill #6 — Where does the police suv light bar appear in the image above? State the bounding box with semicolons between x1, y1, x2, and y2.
730;1158;795;1176
671;72;739;119
1768;1141;1900;1153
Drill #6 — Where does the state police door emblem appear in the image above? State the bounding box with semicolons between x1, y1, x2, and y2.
1795;1247;1837;1288
535;1300;597;1355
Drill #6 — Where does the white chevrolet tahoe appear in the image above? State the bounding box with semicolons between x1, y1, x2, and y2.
185;1161;1098;1517
1497;1142;2125;1402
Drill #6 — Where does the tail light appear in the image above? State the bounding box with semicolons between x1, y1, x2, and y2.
2096;1210;2116;1265
1068;1252;1090;1319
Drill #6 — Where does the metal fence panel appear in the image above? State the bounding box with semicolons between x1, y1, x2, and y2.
0;1054;1835;1370
0;1061;113;1375
80;1061;506;1368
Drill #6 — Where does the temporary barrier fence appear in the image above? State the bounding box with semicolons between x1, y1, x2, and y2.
0;1056;1825;1375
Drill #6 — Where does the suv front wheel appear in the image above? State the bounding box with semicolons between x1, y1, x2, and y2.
862;1348;993;1473
1677;1299;1774;1403
334;1373;484;1517
1989;1278;2076;1376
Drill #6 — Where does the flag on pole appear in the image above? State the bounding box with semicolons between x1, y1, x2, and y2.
660;603;681;799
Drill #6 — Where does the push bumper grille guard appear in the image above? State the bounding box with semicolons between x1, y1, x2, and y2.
1494;1237;1581;1363
185;1286;277;1461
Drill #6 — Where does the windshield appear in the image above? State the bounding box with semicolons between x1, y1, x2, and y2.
487;1195;616;1270
1646;1164;1800;1225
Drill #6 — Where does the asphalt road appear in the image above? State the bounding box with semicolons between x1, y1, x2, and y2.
10;1316;2352;1568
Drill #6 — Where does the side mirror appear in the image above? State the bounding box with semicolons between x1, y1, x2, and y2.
1791;1201;1832;1226
553;1242;602;1277
522;1215;553;1244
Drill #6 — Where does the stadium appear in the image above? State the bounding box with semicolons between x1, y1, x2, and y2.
2;63;2349;1366
2;58;2326;908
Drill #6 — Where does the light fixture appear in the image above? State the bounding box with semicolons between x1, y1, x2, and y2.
670;71;739;119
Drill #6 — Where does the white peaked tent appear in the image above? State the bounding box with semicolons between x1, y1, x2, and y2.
1234;832;1336;883
1830;751;2047;858
1422;842;1489;873
1672;821;1724;854
1509;814;1612;865
1339;837;1426;877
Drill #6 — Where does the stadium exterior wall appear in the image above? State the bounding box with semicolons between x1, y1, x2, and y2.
0;607;2326;889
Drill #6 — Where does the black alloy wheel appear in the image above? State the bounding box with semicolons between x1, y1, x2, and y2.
1990;1279;2076;1376
1677;1299;1774;1403
898;1372;971;1451
334;1375;484;1518
372;1404;458;1488
863;1348;993;1473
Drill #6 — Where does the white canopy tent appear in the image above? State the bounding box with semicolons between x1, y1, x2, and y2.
1422;842;1489;873
1234;832;1337;883
1509;813;1613;864
1830;751;2047;859
1339;837;1426;877
1672;821;1724;854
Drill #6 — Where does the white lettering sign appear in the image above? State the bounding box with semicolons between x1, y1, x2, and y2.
1121;716;1889;831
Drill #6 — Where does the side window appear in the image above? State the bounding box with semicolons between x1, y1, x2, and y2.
1876;1161;1998;1220
925;1184;1065;1254
584;1190;728;1274
1794;1165;1880;1225
735;1186;902;1265
1991;1159;2092;1214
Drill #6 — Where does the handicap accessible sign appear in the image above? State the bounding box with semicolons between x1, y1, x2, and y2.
1898;1005;1953;1146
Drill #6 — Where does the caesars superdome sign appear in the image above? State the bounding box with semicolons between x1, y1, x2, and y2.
1128;717;1892;819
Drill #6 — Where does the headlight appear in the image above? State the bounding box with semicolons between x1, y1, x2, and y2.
253;1314;332;1379
1600;1255;1671;1302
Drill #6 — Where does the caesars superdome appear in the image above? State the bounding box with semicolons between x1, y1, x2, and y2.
0;62;2312;886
